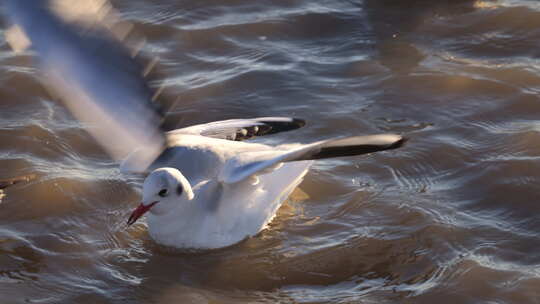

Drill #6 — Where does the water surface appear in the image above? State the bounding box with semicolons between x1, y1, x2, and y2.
2;0;540;303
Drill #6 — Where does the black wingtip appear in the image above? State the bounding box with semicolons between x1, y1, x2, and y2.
388;136;408;150
292;118;306;128
301;135;407;160
257;117;306;135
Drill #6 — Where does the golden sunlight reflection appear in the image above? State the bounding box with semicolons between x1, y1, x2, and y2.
473;1;500;9
290;187;310;201
50;0;136;41
4;25;30;52
50;0;113;25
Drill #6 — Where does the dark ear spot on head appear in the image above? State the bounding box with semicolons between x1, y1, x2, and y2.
177;185;183;195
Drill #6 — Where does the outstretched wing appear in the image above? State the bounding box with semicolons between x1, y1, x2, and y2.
170;117;306;141
220;134;406;184
4;0;166;172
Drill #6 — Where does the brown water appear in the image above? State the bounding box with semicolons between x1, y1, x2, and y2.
2;0;540;303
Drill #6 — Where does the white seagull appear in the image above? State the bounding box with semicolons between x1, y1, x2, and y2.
5;0;406;249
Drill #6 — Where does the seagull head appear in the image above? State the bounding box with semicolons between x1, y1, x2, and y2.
127;167;194;226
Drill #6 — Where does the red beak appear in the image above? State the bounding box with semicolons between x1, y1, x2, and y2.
127;201;158;226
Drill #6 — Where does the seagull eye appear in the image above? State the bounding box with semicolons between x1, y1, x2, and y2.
158;189;168;197
177;185;183;195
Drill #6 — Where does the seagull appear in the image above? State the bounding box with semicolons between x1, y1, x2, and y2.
5;0;406;249
126;127;404;249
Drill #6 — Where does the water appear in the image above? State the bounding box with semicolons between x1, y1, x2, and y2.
2;0;540;303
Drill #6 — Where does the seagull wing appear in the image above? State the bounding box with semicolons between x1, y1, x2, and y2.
4;0;166;172
220;134;406;184
170;117;306;141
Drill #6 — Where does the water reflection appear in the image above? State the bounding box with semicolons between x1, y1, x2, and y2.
2;0;540;302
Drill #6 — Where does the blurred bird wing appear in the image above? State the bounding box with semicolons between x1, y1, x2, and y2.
4;0;166;172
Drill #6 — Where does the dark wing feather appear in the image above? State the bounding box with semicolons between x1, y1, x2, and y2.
295;135;406;160
0;174;37;190
220;134;406;183
172;117;306;141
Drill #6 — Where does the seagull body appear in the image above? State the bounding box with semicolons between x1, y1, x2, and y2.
5;1;406;249
143;144;312;249
127;128;403;249
146;162;310;249
129;130;310;249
